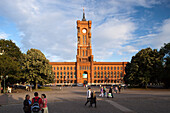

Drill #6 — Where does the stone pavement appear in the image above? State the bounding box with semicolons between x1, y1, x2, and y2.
0;87;170;113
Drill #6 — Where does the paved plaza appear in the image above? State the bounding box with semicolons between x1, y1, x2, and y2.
0;87;170;113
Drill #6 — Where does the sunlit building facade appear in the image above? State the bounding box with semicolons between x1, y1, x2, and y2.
49;11;128;85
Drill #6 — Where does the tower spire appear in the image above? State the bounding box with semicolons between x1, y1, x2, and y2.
82;8;86;21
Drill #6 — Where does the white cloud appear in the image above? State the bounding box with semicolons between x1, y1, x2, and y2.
0;32;9;39
0;0;162;61
132;18;170;49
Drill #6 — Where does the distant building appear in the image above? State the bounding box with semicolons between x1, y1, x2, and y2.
49;10;128;85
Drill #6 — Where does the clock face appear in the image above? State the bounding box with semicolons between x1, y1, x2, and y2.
82;29;86;33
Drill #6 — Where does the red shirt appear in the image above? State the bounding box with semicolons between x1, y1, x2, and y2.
32;96;43;109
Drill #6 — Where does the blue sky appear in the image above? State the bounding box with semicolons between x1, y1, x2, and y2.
0;0;170;62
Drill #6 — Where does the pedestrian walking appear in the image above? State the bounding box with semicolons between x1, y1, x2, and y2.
108;86;114;98
103;86;107;97
90;91;96;107
85;87;91;106
23;94;32;113
31;92;43;113
41;94;48;113
99;86;104;97
118;85;121;93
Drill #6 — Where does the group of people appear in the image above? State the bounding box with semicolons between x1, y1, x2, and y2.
85;87;97;108
23;92;48;113
100;85;122;98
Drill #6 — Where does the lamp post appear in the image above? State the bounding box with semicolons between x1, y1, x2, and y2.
1;75;8;93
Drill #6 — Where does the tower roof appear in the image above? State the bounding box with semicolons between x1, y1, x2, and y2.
82;8;86;21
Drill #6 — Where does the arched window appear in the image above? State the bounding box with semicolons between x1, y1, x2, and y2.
83;50;84;56
114;72;116;78
104;72;106;78
107;72;110;78
85;35;86;44
120;71;123;77
57;72;59;78
60;72;62;78
117;72;119;78
98;72;100;78
101;72;103;78
111;72;113;78
94;72;96;78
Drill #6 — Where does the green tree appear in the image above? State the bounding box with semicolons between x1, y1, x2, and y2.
22;49;54;89
160;43;170;88
124;48;162;88
0;39;23;93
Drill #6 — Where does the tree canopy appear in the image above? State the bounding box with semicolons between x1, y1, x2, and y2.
124;47;163;88
22;48;54;89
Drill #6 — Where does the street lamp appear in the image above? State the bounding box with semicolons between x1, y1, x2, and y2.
1;75;8;93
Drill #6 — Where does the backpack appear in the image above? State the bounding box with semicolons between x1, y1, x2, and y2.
32;97;40;112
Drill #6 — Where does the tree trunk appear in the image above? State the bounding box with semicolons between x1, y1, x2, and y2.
35;81;38;90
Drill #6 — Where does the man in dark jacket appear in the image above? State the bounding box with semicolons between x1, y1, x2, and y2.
109;86;114;98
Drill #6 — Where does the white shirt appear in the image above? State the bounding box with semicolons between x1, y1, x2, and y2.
87;90;91;98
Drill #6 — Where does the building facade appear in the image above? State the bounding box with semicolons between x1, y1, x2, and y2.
49;11;128;85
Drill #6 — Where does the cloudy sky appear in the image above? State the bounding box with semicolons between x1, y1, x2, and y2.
0;0;170;62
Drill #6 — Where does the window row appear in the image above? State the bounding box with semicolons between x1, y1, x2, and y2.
56;80;77;83
53;66;76;70
94;71;123;78
94;66;123;70
80;66;90;70
93;80;123;83
54;72;77;79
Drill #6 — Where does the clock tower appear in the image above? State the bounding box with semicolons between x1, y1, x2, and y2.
76;9;94;84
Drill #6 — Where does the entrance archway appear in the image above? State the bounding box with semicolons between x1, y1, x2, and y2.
83;71;88;84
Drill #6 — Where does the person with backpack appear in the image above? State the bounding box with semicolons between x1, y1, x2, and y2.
23;95;32;113
41;94;48;113
32;92;43;113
